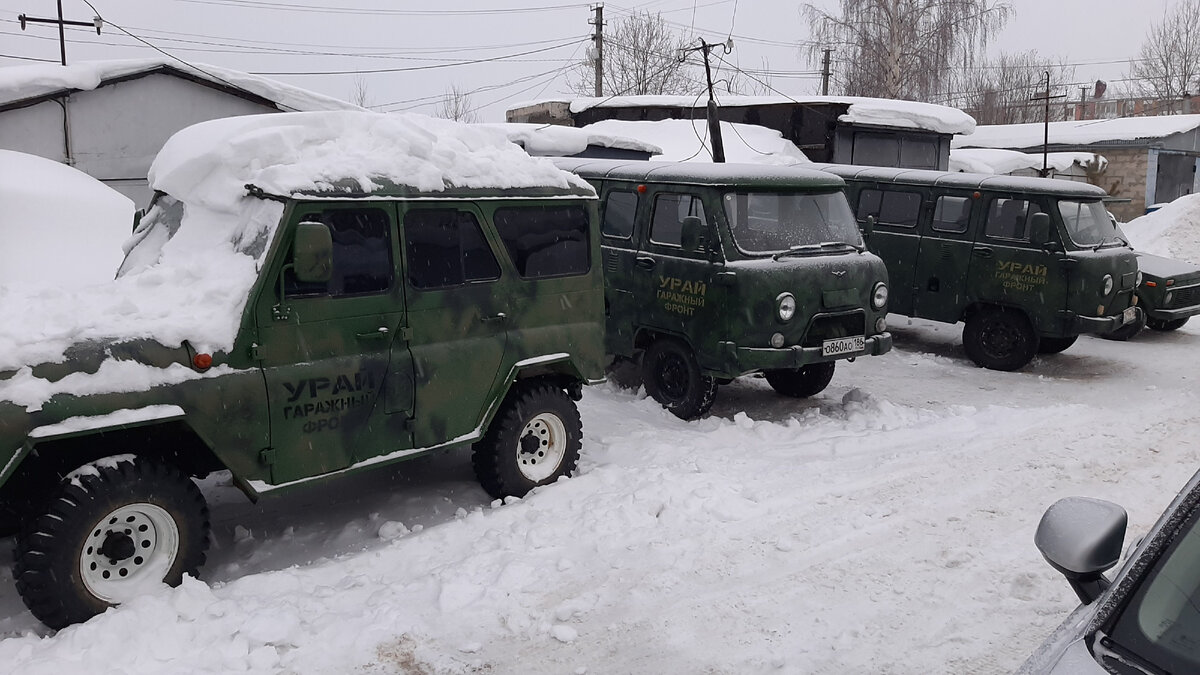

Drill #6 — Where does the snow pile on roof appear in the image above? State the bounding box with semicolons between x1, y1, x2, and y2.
952;115;1200;150
0;112;586;394
524;94;976;135
483;122;662;156
1122;194;1200;262
0;150;133;287
579;119;811;164
0;58;363;113
949;148;1106;175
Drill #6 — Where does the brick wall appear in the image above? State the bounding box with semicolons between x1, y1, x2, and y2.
1089;148;1149;222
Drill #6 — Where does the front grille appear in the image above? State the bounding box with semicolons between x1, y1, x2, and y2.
1170;285;1200;308
802;311;867;347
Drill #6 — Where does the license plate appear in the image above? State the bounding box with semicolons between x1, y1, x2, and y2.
1122;306;1138;324
822;336;865;356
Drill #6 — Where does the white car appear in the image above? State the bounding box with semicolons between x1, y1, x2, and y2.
1021;470;1200;673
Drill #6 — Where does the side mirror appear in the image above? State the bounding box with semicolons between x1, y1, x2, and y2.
132;208;147;233
1030;212;1054;248
292;220;333;284
862;214;876;240
1035;496;1128;605
680;215;705;253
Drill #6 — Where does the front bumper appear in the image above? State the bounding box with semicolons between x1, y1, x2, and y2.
1146;303;1200;321
721;332;893;375
1069;306;1144;335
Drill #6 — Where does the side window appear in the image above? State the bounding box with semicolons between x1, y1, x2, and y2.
985;198;1045;241
931;196;973;234
856;188;921;228
285;208;393;298
404;209;500;290
492;204;591;278
851;132;900;167
602;190;638;239
650;193;706;247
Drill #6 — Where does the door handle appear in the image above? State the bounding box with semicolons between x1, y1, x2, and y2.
355;327;390;341
972;247;994;258
481;312;507;324
635;256;656;270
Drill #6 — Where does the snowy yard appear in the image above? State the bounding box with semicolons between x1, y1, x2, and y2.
0;316;1196;674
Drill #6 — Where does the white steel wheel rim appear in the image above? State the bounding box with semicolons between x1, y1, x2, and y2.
516;412;568;482
80;503;179;603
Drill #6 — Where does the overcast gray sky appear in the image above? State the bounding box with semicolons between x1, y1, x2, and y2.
0;0;1175;121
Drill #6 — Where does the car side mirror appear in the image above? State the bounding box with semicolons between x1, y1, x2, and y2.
861;214;876;240
1030;212;1055;249
1034;496;1128;605
680;215;705;253
292;220;333;284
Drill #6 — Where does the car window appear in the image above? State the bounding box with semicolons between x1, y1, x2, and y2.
492;204;591;278
650;193;706;247
932;196;972;234
1059;200;1121;248
985;198;1045;241
855;188;921;228
602;190;638;239
404;208;500;290
725;191;862;253
285;207;393;298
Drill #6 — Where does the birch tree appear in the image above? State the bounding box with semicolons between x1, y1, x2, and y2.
571;11;695;97
1127;0;1200;102
958;51;1075;125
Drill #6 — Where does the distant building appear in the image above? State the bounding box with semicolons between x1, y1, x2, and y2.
0;58;363;207
507;95;976;170
953;116;1200;222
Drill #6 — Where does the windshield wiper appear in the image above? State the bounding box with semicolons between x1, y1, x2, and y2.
773;241;864;260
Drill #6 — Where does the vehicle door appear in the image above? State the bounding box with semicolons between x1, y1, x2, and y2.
911;193;979;323
639;188;720;341
598;185;643;354
254;203;412;484
965;194;1066;328
854;186;924;316
399;203;508;449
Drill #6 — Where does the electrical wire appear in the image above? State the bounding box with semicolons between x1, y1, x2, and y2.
249;38;589;76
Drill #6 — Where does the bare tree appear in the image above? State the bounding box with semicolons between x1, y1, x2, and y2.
1127;0;1200;103
957;51;1076;125
435;84;479;123
349;76;372;109
570;11;696;97
803;0;1010;100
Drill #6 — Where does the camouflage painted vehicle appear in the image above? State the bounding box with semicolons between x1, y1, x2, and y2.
554;159;892;419
0;155;604;628
1105;252;1200;340
813;164;1143;371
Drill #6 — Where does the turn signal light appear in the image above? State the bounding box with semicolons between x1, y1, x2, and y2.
193;353;213;370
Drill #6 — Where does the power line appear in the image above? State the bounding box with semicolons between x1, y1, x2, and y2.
249;38;589;76
170;0;590;16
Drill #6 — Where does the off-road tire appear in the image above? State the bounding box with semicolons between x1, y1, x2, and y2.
764;362;837;398
473;382;582;500
963;308;1039;371
13;457;209;630
1101;311;1146;342
1037;335;1079;354
1146;316;1189;331
641;338;718;420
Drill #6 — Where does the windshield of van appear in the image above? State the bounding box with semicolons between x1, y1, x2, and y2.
1058;199;1121;248
723;191;862;254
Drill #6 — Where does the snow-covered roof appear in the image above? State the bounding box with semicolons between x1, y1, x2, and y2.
482;122;662;157
515;95;976;136
952;115;1200;150
577;119;811;164
949;148;1107;175
0;58;365;113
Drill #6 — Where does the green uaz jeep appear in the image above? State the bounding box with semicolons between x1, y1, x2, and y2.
0;112;605;628
813;164;1143;371
554;159;892;419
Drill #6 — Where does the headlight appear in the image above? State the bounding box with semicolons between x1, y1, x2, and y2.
777;293;796;321
1136;271;1143;286
872;282;888;309
1102;274;1114;296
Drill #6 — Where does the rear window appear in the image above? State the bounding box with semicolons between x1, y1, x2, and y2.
492;204;591;278
602;190;638;239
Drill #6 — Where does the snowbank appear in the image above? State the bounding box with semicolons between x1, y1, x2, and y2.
0;112;587;394
0;58;363;113
1122;194;1200;262
483;122;662;157
953;115;1200;150
949;148;1106;176
580;119;811;163
0;150;132;287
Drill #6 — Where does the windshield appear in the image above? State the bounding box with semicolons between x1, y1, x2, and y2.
1107;503;1200;673
723;191;862;254
1058;199;1121;248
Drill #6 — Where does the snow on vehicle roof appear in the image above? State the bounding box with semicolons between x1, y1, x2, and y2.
0;58;363;113
482;122;662;156
952;115;1200;150
0;112;590;404
577;119;811;164
949;148;1107;175
512;95;976;135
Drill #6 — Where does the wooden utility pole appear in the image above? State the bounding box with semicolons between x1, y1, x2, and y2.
681;38;733;162
1030;71;1065;177
19;1;103;66
589;5;605;97
820;48;833;96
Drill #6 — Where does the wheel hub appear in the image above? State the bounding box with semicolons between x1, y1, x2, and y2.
80;503;180;603
97;531;136;563
658;354;689;400
516;413;568;482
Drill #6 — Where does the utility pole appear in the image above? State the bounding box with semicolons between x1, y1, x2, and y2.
589;5;604;97
681;38;733;162
820;48;833;96
1030;71;1066;177
19;1;103;66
